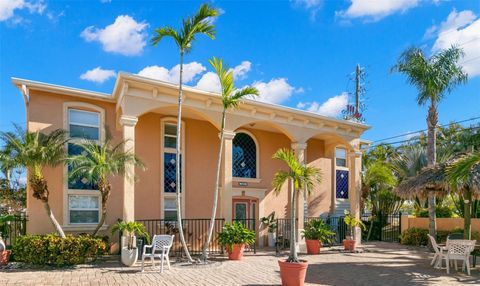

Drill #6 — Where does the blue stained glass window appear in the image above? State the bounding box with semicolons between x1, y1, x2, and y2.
232;133;257;178
164;153;181;193
336;170;349;199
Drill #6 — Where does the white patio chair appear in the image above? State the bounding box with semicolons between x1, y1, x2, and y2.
445;239;476;275
141;235;174;273
428;234;446;269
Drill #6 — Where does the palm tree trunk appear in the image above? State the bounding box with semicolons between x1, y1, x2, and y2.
289;183;298;263
464;188;472;239
44;202;66;238
175;51;194;263
201;109;226;261
427;102;438;239
93;181;110;236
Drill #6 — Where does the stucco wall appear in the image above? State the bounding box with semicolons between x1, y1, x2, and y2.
401;216;480;233
306;138;332;217
26;90;123;235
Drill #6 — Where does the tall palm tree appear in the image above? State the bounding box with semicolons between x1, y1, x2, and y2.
1;126;67;237
446;152;480;239
200;57;259;261
151;3;219;262
392;46;467;238
272;149;321;262
67;139;144;236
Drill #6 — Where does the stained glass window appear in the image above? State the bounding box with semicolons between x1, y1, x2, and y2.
336;170;349;199
164;153;181;193
232;133;257;178
67;144;97;190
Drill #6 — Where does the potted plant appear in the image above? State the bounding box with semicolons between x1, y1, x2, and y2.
301;219;334;254
218;222;255;260
0;215;15;266
272;149;321;286
111;221;149;266
343;211;365;252
260;212;277;247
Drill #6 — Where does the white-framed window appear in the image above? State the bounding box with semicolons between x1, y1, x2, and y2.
335;147;347;168
65;106;102;225
161;119;184;221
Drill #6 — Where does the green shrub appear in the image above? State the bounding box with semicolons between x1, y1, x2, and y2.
218;222;255;249
400;228;429;246
414;205;454;218
13;234;108;266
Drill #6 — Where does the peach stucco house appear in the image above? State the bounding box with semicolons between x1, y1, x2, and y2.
12;73;370;246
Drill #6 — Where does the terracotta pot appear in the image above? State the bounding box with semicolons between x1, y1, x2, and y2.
228;244;245;260
278;259;309;286
0;250;11;266
305;239;321;254
343;239;356;251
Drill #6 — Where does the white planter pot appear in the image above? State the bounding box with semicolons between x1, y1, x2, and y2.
121;236;138;267
268;232;276;247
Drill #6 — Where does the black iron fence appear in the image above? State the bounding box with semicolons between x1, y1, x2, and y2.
0;215;27;248
136;218;226;257
361;213;401;243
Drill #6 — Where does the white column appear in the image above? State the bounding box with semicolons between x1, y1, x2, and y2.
120;115;138;222
222;131;236;222
291;142;307;245
348;149;363;245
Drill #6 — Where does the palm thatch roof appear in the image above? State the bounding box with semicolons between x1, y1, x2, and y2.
395;164;449;199
444;154;480;197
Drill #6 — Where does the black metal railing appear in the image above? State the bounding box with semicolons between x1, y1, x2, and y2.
0;214;27;248
136;218;226;257
275;218;295;254
361;213;401;242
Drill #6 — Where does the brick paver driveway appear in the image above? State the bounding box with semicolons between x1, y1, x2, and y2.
1;242;479;285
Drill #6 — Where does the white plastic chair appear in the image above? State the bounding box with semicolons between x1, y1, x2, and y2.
141;235;174;273
445;239;476;275
428;234;446;269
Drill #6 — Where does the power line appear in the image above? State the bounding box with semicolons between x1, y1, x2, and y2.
372;116;480;143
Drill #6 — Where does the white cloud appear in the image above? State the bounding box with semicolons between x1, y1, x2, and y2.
292;0;322;21
253;78;295;104
431;10;480;77
337;0;418;21
138;62;206;84
195;72;220;93
195;61;252;93
0;0;45;22
80;67;116;83
231;61;251;79
297;92;349;117
81;15;148;56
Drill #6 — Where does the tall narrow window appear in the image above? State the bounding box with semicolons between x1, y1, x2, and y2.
335;147;349;199
232;132;257;178
162;122;182;220
67;108;101;224
335;147;347;167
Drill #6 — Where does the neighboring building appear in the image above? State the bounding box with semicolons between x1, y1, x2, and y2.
12;73;370;246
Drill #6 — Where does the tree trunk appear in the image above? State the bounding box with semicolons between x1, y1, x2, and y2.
288;182;298;263
44;202;66;238
427;103;438;239
93;181;110;236
464;188;472;240
201;110;226;261
175;51;194;263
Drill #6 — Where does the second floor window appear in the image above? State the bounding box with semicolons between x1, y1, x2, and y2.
69;109;100;141
233;132;257;178
335;147;347;168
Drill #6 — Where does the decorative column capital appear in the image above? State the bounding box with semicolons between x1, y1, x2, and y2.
119;115;138;127
291;142;307;151
348;150;363;158
223;130;236;140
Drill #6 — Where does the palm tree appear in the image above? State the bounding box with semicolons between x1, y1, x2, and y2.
67;139;144;236
272;149;321;262
392;46;467;238
446;152;480;239
1;126;67;237
200;57;259;261
151;3;219;263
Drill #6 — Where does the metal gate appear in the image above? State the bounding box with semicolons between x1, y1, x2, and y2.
361;213;402;243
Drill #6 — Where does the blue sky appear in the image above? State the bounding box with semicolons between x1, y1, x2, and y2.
1;0;479;143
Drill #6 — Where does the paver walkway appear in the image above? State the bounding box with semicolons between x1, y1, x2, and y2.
1;242;479;285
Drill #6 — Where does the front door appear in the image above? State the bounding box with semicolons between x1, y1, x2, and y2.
232;198;257;221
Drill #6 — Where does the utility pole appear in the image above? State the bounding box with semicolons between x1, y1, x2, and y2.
355;64;360;114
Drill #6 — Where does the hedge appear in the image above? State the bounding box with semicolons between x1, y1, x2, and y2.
400;228;429;246
12;234;108;266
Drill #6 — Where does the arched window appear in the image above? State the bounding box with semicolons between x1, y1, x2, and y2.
232;132;257;178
